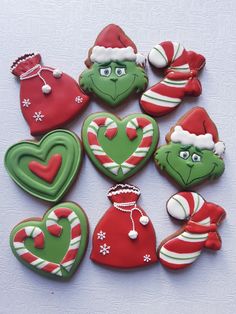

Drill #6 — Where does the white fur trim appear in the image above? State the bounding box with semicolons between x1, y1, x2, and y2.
90;46;145;65
171;126;225;156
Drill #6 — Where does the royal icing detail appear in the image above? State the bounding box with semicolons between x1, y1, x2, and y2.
11;53;90;136
82;113;159;182
155;107;225;188
5;130;82;202
140;41;205;116
90;184;157;269
79;24;147;107
10;202;89;279
158;192;226;270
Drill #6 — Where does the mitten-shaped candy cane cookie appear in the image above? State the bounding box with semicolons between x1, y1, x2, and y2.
140;41;205;116
158;192;226;270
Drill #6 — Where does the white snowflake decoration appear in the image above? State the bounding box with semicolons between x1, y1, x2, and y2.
143;254;151;262
75;96;83;104
100;243;110;255
33;111;45;122
97;230;106;240
22;98;31;108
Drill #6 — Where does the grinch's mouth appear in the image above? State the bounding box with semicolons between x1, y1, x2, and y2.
165;152;218;187
90;74;137;101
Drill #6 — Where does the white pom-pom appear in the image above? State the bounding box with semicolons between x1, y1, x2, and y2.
135;53;146;66
53;68;62;78
128;230;138;239
214;141;225;157
42;84;51;94
139;215;149;225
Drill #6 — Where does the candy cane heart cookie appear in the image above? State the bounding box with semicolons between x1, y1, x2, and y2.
158;192;226;270
4;130;82;202
82;113;159;182
140;41;205;117
10;202;89;279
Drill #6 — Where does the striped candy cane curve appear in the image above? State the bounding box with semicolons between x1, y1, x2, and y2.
159;192;226;270
140;41;205;116
87;116;154;176
46;207;81;272
13;226;62;276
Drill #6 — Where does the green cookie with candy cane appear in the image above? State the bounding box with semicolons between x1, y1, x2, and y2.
4;130;82;202
10;202;89;280
82;113;159;182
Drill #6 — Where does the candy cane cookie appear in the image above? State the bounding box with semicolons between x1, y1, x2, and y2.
158;192;226;270
140;41;205;116
10;202;89;279
83;113;159;182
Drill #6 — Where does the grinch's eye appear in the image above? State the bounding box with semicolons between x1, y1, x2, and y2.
115;67;126;77
192;153;201;162
179;151;190;160
100;67;111;77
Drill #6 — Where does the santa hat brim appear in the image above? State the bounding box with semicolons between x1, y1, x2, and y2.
90;46;145;66
170;126;225;157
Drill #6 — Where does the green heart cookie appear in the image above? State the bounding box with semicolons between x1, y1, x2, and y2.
4;130;82;202
82;113;159;181
10;202;89;280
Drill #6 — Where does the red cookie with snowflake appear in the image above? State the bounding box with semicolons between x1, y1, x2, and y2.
11;53;90;136
90;184;157;269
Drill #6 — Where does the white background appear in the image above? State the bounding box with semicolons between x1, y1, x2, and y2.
0;1;236;313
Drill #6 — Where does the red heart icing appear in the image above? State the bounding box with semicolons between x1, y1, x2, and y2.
29;154;62;183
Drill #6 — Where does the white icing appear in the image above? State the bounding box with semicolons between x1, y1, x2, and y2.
42;84;51;94
214;141;225;157
167;194;190;220
139;215;149;225
90;46;145;65
128;230;138;239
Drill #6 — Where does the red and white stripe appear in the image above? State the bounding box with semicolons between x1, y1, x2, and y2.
46;207;81;272
159;192;224;270
87;116;154;176
13;226;62;276
140;41;205;117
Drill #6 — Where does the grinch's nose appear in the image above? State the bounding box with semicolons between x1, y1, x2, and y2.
110;77;118;82
186;162;194;168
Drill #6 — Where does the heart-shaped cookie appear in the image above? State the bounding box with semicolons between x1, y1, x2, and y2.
82;113;159;181
10;202;89;279
5;130;82;202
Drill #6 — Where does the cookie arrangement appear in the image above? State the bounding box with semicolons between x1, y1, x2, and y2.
5;24;226;279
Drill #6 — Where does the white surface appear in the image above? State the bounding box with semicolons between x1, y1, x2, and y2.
0;1;236;313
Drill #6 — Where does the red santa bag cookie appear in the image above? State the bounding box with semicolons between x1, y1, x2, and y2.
11;53;90;136
90;184;157;269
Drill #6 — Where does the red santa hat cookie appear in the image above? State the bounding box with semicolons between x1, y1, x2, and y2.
167;106;225;157
85;24;145;67
11;53;90;136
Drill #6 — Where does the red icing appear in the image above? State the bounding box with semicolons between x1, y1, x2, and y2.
29;154;62;183
90;184;157;269
11;53;90;136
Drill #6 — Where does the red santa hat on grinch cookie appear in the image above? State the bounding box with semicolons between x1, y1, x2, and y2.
85;24;145;68
169;107;225;157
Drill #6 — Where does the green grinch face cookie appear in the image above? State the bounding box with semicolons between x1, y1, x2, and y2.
155;107;225;188
5;130;82;202
79;24;147;107
82;112;159;182
10;202;89;280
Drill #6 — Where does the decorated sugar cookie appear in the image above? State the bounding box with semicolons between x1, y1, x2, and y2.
79;24;147;107
5;130;82;202
10;202;89;279
158;192;226;270
82;113;159;182
11;53;89;136
155;107;225;188
140;41;205;116
90;184;157;268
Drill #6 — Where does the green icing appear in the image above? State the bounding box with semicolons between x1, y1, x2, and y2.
10;202;88;280
155;142;225;188
80;61;147;106
4;130;82;202
82;113;159;182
